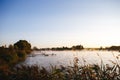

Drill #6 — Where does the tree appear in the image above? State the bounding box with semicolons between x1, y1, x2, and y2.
107;46;120;51
72;45;84;50
14;40;31;54
33;46;39;50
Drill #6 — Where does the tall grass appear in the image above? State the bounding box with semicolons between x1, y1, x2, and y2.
0;54;120;80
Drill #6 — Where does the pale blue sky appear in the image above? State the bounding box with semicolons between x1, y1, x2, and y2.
0;0;120;48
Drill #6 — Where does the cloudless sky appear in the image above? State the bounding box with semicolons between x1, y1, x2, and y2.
0;0;120;48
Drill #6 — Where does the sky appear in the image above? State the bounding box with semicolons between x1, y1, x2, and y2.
0;0;120;48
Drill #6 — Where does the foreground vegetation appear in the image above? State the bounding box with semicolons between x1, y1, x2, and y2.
0;58;120;80
0;40;31;65
1;50;120;80
0;40;32;80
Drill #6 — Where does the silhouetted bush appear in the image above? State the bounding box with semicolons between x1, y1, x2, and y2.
106;46;120;51
72;45;84;50
14;40;31;54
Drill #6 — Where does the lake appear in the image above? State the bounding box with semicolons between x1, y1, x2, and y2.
21;50;120;68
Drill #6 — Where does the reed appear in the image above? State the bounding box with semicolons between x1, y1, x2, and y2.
0;53;120;80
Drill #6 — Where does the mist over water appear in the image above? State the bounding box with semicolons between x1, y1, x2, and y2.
21;50;120;68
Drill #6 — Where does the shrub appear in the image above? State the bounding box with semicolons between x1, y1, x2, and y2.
17;50;27;61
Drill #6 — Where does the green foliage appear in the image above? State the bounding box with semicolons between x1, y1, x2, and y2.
0;47;18;65
14;40;31;54
1;63;120;80
0;40;31;80
17;50;27;61
0;40;31;72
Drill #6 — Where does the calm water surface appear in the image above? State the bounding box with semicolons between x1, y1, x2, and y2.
21;50;120;68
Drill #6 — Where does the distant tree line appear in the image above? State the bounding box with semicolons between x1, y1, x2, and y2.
34;45;120;51
105;46;120;51
34;45;84;51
